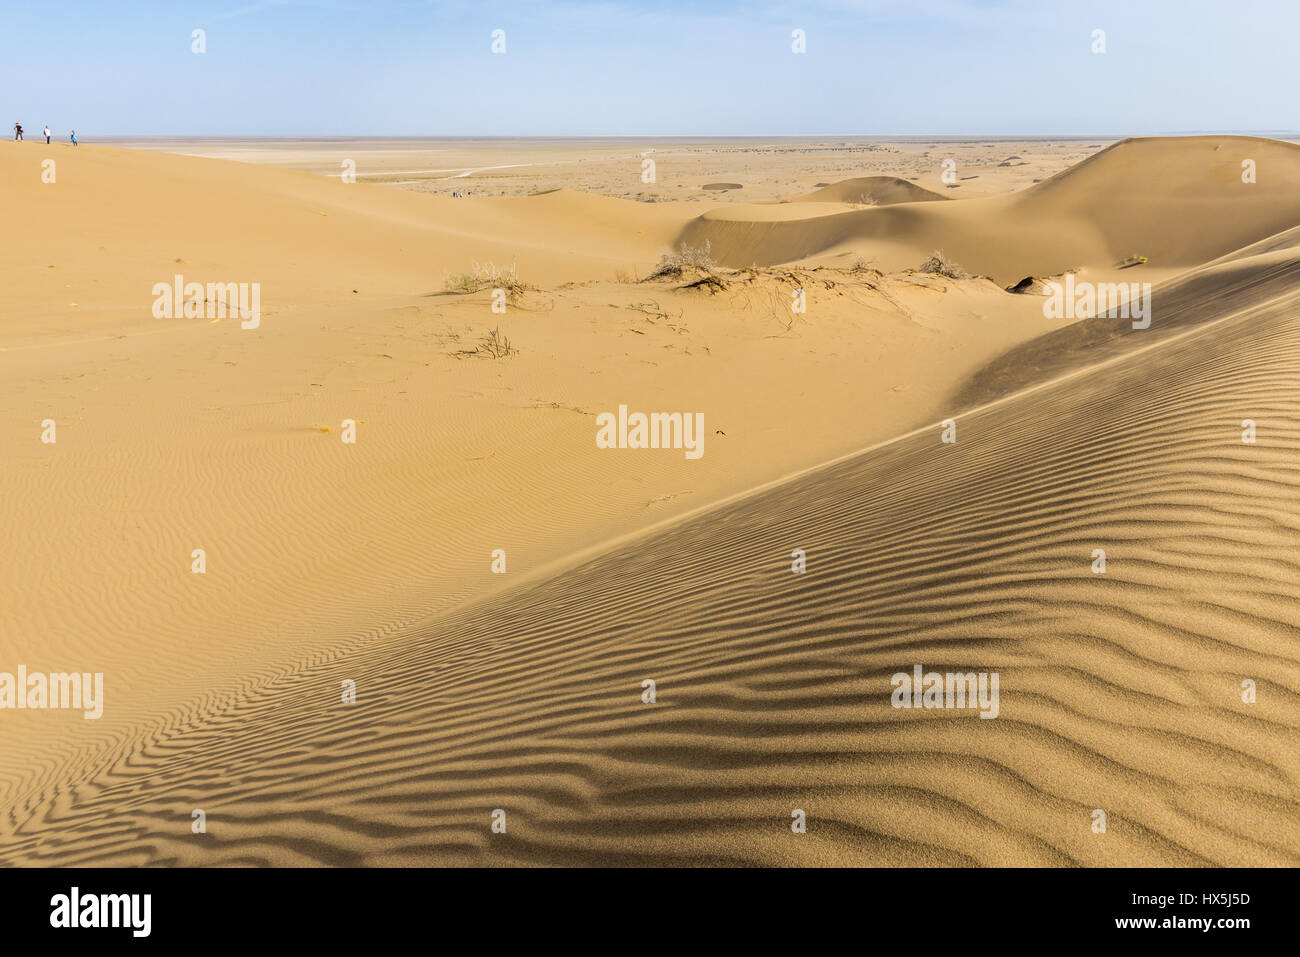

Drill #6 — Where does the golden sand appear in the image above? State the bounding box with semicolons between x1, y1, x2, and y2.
1;135;1296;865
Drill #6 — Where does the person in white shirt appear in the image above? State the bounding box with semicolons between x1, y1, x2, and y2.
44;125;51;144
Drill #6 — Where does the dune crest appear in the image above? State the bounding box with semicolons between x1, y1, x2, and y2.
789;175;949;206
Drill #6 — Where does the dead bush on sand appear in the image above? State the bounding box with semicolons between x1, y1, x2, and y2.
918;250;970;280
646;241;714;280
444;259;528;300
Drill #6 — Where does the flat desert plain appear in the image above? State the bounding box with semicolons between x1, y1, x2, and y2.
1;135;1298;865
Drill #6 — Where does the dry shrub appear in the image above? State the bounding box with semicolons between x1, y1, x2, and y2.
918;250;969;280
646;241;714;280
445;259;527;299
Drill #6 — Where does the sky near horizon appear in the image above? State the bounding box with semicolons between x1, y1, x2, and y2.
0;0;1295;137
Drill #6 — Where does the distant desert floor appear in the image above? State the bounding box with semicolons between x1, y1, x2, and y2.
111;135;1117;201
1;135;1298;865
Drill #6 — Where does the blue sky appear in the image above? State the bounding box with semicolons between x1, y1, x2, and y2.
1;0;1295;136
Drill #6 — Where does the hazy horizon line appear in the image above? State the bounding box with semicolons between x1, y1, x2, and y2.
87;130;1300;142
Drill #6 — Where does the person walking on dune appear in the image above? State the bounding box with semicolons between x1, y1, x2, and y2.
14;122;22;141
70;130;77;147
44;125;51;144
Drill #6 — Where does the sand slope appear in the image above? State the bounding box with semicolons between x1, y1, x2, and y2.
0;140;1069;811
682;136;1300;283
4;231;1299;867
0;143;685;347
791;175;949;205
956;225;1300;408
2;136;1298;866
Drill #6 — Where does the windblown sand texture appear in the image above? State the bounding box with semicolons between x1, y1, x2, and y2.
1;135;1297;866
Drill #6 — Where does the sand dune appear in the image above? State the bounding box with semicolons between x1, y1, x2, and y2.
2;135;1298;867
0;140;1067;805
790;175;949;205
682;136;1300;282
3;239;1297;866
1;144;684;346
956;225;1300;408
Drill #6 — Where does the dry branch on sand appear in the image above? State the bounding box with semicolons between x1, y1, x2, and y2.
451;326;515;359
